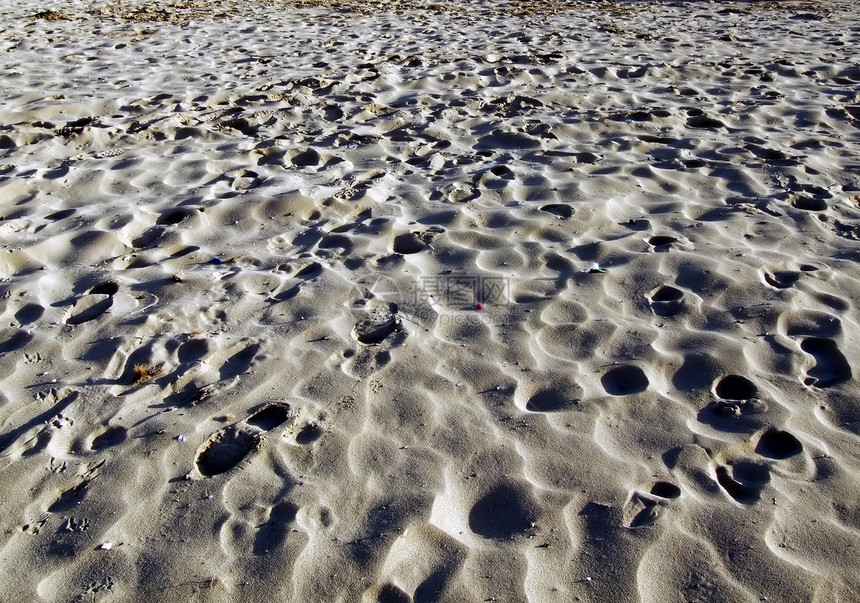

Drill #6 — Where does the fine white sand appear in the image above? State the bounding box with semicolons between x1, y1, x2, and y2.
1;0;860;600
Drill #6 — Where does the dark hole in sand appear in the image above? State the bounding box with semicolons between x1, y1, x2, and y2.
469;484;535;539
650;285;683;302
355;317;399;345
295;262;323;278
375;583;411;603
296;423;323;445
246;404;290;431
715;465;761;504
177;338;209;364
91;426;128;450
648;235;677;247
540;204;573;219
650;481;681;499
755;428;803;459
601;365;649;396
714;375;757;400
14;303;44;325
526;389;571;412
45;208;76;221
89;281;119;296
393;232;425;254
489;164;514;178
800;338;851;387
687;115;725;129
196;428;260;477
575;151;600;164
157;208;194;225
791;196;827;211
764;271;799;289
291;148;320;167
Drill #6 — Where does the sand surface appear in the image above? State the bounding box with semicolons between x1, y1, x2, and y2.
1;0;860;601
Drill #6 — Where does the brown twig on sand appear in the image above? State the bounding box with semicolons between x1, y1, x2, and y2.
132;363;162;384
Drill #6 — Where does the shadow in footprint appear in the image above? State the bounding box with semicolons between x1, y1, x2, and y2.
540;204;573;219
623;494;659;528
15;303;44;325
296;422;323;444
649;285;684;316
91;426;128;451
393;232;426;255
801;338;851;387
0;329;32;353
219;344;260;380
48;481;90;513
764;270;799;289
525;388;577;412
65;295;113;325
253;501;299;555
196;427;261;477
353;305;402;345
715;461;769;505
755;428;803;460
714;375;757;400
246;404;290;431
367;583;411;603
469;483;536;540
601;365;649;396
650;481;681;499
648;235;677;250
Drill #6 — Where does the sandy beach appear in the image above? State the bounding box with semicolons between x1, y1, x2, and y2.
1;0;859;600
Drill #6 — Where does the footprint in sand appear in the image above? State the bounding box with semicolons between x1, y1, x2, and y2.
755;428;803;460
195;403;290;477
65;281;119;325
648;285;685;317
714;460;770;505
647;235;677;250
714;374;757;400
525;387;579;412
800;338;851;387
352;301;402;345
622;481;681;528
698;374;770;434
539;203;573;220
90;425;128;451
762;269;800;289
468;482;537;540
253;501;299;555
392;231;429;255
601;365;649;396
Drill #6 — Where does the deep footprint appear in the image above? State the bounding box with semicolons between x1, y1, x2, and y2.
196;427;261;477
763;270;799;289
650;481;681;499
246;404;290;431
601;365;649;396
715;462;769;505
649;285;684;317
714;375;757;400
755;428;803;460
468;483;536;539
800;338;851;387
91;426;128;451
525;388;576;412
623;493;660;528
